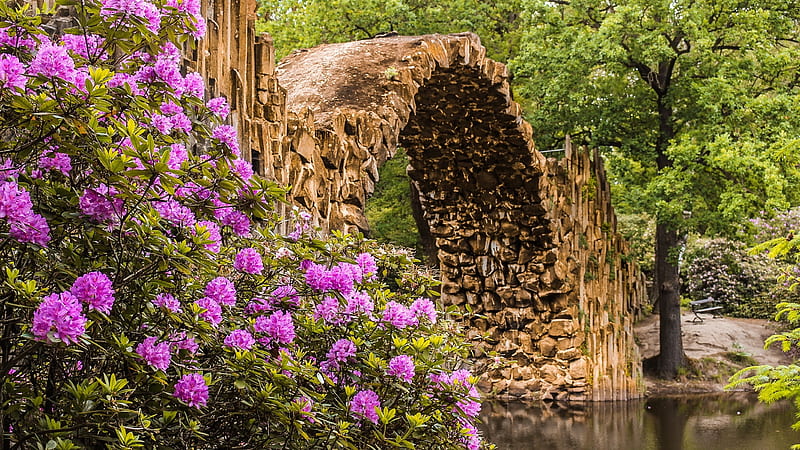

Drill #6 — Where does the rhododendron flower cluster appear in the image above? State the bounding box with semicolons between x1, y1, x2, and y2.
224;329;255;350
31;292;86;345
234;247;263;274
0;181;50;246
387;354;415;382
173;373;208;408
350;389;380;424
136;336;172;371
70;271;115;314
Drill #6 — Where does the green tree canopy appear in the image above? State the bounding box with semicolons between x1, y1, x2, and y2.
258;0;523;61
512;0;800;377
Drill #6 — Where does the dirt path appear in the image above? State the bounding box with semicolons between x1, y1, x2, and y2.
635;311;793;395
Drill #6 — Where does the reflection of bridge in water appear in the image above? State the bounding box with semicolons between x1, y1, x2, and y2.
192;0;647;401
480;394;799;449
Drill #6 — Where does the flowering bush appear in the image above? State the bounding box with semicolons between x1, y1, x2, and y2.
681;237;800;318
0;1;486;448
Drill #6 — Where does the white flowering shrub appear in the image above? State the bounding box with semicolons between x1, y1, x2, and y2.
0;1;487;448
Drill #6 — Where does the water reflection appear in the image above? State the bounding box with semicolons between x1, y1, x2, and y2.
479;393;800;450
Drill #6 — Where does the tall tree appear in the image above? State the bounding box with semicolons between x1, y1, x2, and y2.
258;0;523;61
512;0;800;377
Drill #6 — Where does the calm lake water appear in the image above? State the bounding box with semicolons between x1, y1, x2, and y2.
479;393;800;450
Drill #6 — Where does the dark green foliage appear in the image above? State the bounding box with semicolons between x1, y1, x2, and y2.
364;148;424;257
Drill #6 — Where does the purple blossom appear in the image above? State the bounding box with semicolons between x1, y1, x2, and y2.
107;72;143;96
8;213;50;246
326;338;356;363
295;396;316;423
343;291;374;319
100;0;162;32
70;271;115;314
194;220;221;252
136;336;171;371
172;333;199;354
232;158;254;180
224;329;255;350
0;54;26;90
32;292;86;345
350;389;380;424
460;419;482;450
154;293;181;312
234;247;263;274
39;151;72;176
220;209;250;236
313;296;340;323
381;301;417;329
304;262;361;294
160;101;183;115
167;143;188;170
0;26;38;49
61;33;106;60
254;310;295;344
205;276;236;306
154;198;196;227
387;355;415;382
207;96;229;119
180;72;204;98
0;181;33;220
211;125;239;156
79;184;124;223
356;253;378;280
173;373;208;408
29;42;77;83
195;297;222;326
410;297;437;324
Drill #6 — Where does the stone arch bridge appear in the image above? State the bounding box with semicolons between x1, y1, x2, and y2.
190;0;647;401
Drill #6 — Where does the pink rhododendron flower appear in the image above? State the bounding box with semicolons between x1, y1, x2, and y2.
381;301;417;329
350;389;380;424
410;297;437;324
326;338;356;364
154;293;181;312
313;296;340;323
207;96;229;119
343;291;373;319
211;124;239;156
8;212;50;246
254;310;295;344
386;355;415;382
167;143;188;170
79;184;124;223
0;54;26;90
29;42;78;83
194;220;221;252
32;292;86;345
71;271;115;314
39;151;72;176
232;158;254;180
234;247;263;274
136;336;172;371
224;329;255;350
173;373;208;408
61;33;106;60
194;297;222;326
154;198;196;227
356;252;378;280
205;276;236;306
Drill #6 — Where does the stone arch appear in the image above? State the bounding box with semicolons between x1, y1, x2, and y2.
276;33;646;401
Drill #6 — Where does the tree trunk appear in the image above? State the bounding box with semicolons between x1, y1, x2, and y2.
655;221;685;378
